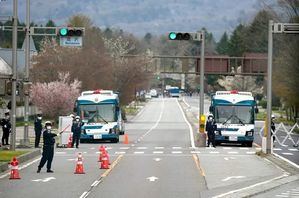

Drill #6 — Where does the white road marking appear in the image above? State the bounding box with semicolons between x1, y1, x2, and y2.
134;151;144;154
288;148;298;151
222;176;245;182
66;148;75;150
137;147;147;150
206;147;216;149
79;191;89;198
223;147;232;150
147;176;159;182
67;158;77;161
95;151;100;154
155;147;164;149
106;147;113;150
176;99;195;148
246;151;256;154
224;157;236;161
172;147;182;149
56;152;66;154
115;151;126;154
91;180;101;187
273;148;282;151
275;195;289;197
172;151;182;154
228;151;239;154
120;147;130;150
153;151;164;154
90;147;95;150
209;151;220;154
153;158;161;162
32;177;56;182
282;153;294;156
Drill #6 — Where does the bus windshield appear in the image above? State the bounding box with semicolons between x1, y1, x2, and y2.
79;104;116;123
215;105;254;124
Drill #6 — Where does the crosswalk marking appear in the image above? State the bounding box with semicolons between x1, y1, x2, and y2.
273;148;282;151
172;147;182;149
153;151;164;154
134;151;145;154
120;147;130;150
137;147;147;150
172;151;182;154
288;148;298;151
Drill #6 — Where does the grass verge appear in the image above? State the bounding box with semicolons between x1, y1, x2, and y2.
0;150;29;162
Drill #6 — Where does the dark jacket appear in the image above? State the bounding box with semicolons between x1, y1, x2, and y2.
34;119;43;133
71;122;82;135
206;121;217;133
0;118;11;133
271;121;275;132
42;129;57;147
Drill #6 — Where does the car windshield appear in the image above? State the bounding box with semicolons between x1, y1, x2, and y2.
215;105;254;124
79;104;116;123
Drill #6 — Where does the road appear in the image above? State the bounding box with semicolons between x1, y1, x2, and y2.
0;97;291;198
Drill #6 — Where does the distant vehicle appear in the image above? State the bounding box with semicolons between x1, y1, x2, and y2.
168;87;180;97
145;93;152;99
209;90;258;147
74;89;125;143
150;89;158;97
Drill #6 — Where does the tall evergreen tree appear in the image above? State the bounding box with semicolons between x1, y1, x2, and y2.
216;32;229;55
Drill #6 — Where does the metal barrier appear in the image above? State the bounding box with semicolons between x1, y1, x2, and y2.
259;122;299;147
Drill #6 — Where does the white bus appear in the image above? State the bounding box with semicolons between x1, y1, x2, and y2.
209;90;258;147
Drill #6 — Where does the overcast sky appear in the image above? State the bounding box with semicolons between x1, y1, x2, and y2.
0;0;263;40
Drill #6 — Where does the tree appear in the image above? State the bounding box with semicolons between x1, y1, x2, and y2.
67;14;93;28
216;32;229;55
30;72;81;119
228;24;247;56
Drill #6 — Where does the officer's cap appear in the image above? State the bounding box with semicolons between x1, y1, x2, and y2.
208;114;214;118
75;116;80;119
5;111;9;116
45;121;52;126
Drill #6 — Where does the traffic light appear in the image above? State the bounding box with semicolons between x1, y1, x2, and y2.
58;27;84;37
199;114;206;133
168;32;202;41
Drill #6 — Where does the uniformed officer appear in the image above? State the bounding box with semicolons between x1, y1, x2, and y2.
271;115;276;142
34;114;43;148
206;114;217;147
71;116;82;148
1;112;11;146
37;121;57;173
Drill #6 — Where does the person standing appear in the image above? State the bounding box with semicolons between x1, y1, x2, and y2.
37;121;57;173
71;116;82;148
206;114;217;148
1;112;11;146
34;114;43;148
271;115;276;143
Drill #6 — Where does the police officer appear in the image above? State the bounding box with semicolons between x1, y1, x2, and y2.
71;116;82;148
206;114;217;147
1;112;11;146
37;121;57;173
271;115;276;143
34;114;43;148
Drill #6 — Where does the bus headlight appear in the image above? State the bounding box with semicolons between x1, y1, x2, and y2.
246;130;254;136
109;128;116;134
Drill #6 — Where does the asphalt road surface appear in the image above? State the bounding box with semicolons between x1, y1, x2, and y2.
0;97;290;198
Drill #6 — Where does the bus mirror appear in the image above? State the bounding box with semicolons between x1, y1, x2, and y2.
255;108;259;114
116;106;120;112
209;106;214;112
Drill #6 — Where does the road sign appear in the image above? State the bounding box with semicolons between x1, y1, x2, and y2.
60;36;83;47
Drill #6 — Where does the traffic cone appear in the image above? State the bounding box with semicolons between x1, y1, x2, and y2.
67;134;73;148
123;134;129;144
98;148;106;162
100;152;110;169
9;157;21;180
74;153;85;174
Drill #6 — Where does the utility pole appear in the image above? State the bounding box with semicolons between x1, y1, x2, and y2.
199;29;205;116
21;0;30;147
10;0;18;151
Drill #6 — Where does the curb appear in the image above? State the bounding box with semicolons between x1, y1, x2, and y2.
0;149;41;173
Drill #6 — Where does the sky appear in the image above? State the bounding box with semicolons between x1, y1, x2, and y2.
0;0;263;40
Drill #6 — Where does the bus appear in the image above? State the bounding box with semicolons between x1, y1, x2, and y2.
168;87;180;97
209;90;258;147
74;89;125;143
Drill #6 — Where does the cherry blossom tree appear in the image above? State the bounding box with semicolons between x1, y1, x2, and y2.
30;72;81;119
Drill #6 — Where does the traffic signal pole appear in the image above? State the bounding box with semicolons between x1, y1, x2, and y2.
10;0;18;151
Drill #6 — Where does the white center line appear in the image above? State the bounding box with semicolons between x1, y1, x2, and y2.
172;147;182;149
134;151;144;154
120;147;130;150
172;151;182;154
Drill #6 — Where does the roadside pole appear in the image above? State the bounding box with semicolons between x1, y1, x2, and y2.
198;29;206;147
20;0;30;147
10;0;18;151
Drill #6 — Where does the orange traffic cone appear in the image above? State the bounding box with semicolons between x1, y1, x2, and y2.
98;145;105;162
100;152;110;169
123;134;129;144
67;134;73;148
74;153;85;174
9;157;21;180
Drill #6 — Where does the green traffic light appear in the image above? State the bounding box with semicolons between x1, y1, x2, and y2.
59;28;68;36
169;32;176;40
